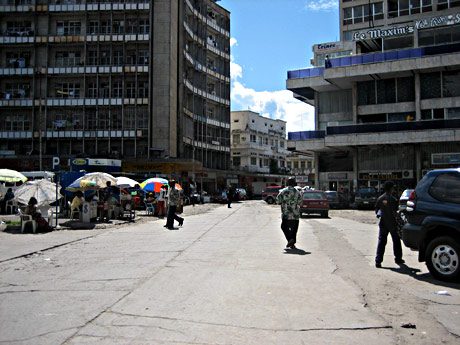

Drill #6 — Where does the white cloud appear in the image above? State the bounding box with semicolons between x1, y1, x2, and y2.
230;55;315;134
305;0;338;11
230;37;238;47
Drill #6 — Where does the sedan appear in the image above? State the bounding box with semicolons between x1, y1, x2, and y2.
300;191;329;218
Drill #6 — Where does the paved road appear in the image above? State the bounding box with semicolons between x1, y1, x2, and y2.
0;201;458;344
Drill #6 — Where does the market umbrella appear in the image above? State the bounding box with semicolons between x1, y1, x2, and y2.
66;172;117;191
14;179;62;206
140;177;169;193
116;176;139;188
0;169;27;183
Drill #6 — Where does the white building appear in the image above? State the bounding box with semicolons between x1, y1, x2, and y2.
231;111;289;174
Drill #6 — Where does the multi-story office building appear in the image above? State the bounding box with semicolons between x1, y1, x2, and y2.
286;152;315;187
0;0;230;175
287;0;460;193
231;110;289;174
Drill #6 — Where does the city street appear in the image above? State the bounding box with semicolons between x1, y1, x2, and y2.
0;201;459;345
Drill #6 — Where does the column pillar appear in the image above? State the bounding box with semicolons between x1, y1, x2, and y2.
415;73;421;121
314;152;320;189
353;148;359;191
415;144;422;183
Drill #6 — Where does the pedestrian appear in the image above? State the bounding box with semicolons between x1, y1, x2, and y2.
1;188;14;214
324;54;332;68
228;185;235;208
276;177;303;250
157;185;167;217
375;181;404;268
164;180;184;230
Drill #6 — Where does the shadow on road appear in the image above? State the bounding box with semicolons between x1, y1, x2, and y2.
283;248;311;256
383;264;460;290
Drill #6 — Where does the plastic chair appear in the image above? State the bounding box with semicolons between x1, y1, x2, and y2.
6;200;17;214
145;202;155;215
18;209;37;233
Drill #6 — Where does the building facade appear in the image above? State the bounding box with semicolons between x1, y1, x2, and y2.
230;110;289;174
287;0;460;194
286;152;315;188
0;0;230;174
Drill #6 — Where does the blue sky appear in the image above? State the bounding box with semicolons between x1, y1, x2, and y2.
218;0;339;133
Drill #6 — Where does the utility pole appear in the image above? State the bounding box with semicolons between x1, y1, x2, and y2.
38;69;43;171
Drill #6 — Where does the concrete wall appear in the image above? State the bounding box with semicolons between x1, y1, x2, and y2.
151;0;179;158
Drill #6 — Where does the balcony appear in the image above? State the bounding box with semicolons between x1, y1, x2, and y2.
184;0;230;38
0;67;33;75
48;2;150;12
43;130;138;139
47;65;148;75
287;42;460;81
184;50;229;83
288;119;460;150
184;79;230;106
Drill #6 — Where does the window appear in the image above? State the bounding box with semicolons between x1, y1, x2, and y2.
4;115;30;131
233;157;241;166
264;138;268;145
343;7;353;25
100;51;110;65
233;134;240;144
358;80;376;105
99;82;109;98
443;70;460;98
56;83;80;98
300;161;306;169
56;21;81;36
397;77;415;102
139;19;149;34
6;21;32;36
126;82;136;98
126;19;136;34
280;141;285;148
250;157;257;165
55;51;81;67
87;51;98;65
447;107;460;119
419;25;460;47
388;0;431;17
233;119;239;122
250;134;256;143
87;82;97;98
6;52;30;68
88;20;98;35
421;72;441;99
5;83;30;98
113;50;123;66
437;0;460;10
429;173;460;204
112;81;123;98
113;20;124;34
294;161;299;169
421;109;445;120
100;20;112;34
138;50;149;65
377;79;396;104
138;81;149;98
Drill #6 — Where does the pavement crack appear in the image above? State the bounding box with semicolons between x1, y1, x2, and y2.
0;327;79;344
108;311;392;333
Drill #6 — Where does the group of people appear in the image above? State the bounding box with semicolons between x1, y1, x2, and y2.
276;177;405;266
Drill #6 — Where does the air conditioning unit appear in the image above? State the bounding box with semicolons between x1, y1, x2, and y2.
402;170;414;179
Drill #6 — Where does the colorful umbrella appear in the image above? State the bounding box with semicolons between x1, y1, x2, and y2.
140;177;169;193
0;169;27;183
66;172;116;191
14;179;62;206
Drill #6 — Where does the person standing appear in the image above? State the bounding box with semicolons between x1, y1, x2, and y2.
165;180;184;230
375;181;404;268
276;177;303;249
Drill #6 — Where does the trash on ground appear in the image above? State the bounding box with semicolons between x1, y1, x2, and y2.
401;323;417;329
435;290;451;296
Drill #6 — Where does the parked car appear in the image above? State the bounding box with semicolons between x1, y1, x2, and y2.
399;189;414;212
300;190;329;218
324;191;348;209
262;186;283;204
354;188;378;209
402;168;460;282
235;188;248;201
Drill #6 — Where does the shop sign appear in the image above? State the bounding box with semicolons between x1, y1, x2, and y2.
353;25;414;41
296;176;309;183
415;13;460;30
315;42;341;51
359;171;403;180
72;158;87;166
432;152;460;165
327;172;348;180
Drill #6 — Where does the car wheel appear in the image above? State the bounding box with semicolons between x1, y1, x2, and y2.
425;236;460;282
266;197;275;204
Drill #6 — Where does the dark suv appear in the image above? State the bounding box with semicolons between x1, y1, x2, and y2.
402;168;460;282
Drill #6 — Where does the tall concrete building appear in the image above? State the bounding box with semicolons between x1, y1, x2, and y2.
287;0;460;193
0;0;230;175
230;110;289;174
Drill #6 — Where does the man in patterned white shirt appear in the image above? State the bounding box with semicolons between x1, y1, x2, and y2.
276;177;303;249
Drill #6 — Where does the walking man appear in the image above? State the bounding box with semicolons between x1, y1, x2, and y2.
165;180;184;230
276;177;303;249
375;181;404;268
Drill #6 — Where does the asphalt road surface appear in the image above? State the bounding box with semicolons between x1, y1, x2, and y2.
0;201;459;345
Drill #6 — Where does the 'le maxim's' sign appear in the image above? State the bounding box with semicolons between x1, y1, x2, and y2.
353;13;460;41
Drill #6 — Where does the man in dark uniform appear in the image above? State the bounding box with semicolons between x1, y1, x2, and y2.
375;181;404;268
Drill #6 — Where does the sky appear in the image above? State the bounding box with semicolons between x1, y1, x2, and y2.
218;0;340;133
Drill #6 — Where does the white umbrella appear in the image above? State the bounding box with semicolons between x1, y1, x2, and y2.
66;172;117;191
14;179;62;206
0;169;27;183
116;176;139;188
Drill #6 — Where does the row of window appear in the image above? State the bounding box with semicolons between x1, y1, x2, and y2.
357;107;460;124
3;19;149;37
232;133;285;148
343;2;384;25
0;81;149;99
421;71;460;99
357;77;415;106
342;0;460;24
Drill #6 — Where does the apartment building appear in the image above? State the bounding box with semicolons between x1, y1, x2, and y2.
287;0;460;193
230;111;289;174
286;152;315;187
0;0;230;175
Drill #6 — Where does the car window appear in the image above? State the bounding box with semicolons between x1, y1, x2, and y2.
303;193;325;200
429;173;460;204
